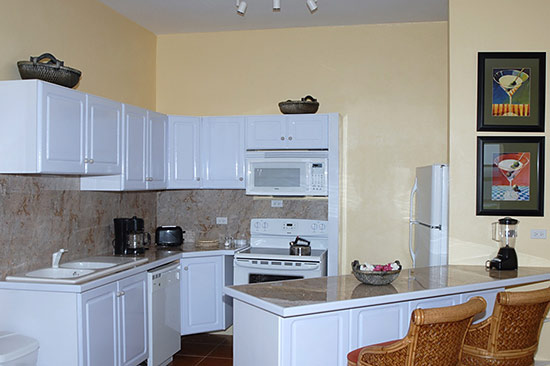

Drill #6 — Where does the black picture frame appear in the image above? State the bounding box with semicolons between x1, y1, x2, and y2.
477;52;545;132
476;136;544;216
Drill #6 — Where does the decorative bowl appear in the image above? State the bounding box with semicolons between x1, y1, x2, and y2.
351;260;402;286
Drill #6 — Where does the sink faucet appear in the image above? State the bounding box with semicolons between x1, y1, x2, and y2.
52;249;68;268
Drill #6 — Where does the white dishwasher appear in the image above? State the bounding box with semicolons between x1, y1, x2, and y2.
147;261;181;366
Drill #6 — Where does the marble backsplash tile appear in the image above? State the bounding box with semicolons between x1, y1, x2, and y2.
0;175;157;279
157;190;328;243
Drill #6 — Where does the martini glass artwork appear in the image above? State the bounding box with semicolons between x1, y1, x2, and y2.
493;69;530;116
494;153;530;200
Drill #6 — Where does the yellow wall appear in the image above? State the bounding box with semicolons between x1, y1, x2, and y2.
0;0;156;109
157;22;449;271
449;0;550;358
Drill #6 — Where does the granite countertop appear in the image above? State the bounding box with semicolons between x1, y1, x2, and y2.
224;265;550;317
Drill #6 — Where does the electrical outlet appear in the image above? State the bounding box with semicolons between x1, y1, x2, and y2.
530;229;547;239
216;217;228;225
271;200;283;208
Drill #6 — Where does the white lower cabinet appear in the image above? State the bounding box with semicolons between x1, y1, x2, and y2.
80;272;148;366
349;302;408;350
180;255;233;335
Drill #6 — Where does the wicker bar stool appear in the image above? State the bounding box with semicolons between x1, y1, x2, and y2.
347;296;487;366
461;287;550;366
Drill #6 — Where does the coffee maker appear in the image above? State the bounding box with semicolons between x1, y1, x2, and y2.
486;217;519;270
113;216;150;255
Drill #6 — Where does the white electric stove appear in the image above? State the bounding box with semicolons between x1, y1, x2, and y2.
233;218;328;285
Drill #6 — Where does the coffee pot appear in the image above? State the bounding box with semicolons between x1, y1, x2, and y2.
113;216;150;255
486;217;519;270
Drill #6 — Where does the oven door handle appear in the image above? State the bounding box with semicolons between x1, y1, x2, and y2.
234;259;320;271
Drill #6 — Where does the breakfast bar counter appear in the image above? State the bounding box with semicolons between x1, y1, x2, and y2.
224;265;550;366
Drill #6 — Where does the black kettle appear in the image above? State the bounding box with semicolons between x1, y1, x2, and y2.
289;236;311;256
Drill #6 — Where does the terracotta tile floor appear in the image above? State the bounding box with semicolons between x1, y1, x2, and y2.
170;333;233;366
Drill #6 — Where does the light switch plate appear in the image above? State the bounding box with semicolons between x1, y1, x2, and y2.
216;217;228;225
530;229;547;239
271;200;283;208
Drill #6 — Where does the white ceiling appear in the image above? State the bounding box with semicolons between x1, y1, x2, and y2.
98;0;448;34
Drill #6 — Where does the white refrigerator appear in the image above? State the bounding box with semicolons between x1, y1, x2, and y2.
409;164;449;268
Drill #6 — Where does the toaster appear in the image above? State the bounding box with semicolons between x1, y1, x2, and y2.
155;226;184;246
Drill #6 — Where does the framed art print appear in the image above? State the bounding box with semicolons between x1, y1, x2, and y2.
477;136;544;216
477;52;545;132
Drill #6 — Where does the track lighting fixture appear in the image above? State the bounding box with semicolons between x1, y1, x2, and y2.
235;0;319;16
236;0;247;15
306;0;318;12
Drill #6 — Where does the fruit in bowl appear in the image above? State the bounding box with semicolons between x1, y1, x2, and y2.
351;260;402;285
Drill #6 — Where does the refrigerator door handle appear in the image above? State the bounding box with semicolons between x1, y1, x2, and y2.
409;177;418;267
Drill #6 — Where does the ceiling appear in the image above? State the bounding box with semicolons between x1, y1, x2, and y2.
98;0;448;34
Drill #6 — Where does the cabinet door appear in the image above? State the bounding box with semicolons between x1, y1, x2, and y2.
287;114;328;149
349;302;408;350
146;111;168;190
168;116;201;188
118;272;148;366
80;282;118;366
201;116;245;188
39;82;86;173
181;256;223;335
123;105;147;190
86;95;122;175
246;115;287;149
281;310;349;366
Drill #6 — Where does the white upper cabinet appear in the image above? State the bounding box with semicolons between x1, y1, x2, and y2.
201;116;245;189
124;105;148;190
86;95;122;175
0;80;124;175
246;114;328;150
168;116;201;189
146;111;168;190
81;106;168;191
167;116;245;189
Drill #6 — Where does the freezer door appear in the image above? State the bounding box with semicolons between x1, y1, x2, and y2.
413;223;448;267
415;165;448;227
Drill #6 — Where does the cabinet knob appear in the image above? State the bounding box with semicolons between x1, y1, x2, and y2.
280;136;285;141
239;177;243;181
116;291;125;297
184;266;189;271
196;177;200;181
89;159;94;164
84;158;89;163
288;136;293;141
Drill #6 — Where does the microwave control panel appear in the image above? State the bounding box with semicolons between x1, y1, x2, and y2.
311;163;327;192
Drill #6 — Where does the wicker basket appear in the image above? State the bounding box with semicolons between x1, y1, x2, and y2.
278;95;319;114
17;53;81;88
351;260;401;286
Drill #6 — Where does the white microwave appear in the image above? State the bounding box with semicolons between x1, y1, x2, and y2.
245;151;328;196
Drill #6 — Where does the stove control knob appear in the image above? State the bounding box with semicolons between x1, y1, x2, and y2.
311;223;318;231
262;222;269;229
319;223;326;231
254;221;261;229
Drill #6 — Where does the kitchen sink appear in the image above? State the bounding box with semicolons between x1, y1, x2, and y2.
25;268;95;279
60;261;117;269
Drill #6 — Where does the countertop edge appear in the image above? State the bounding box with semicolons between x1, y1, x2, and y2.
0;246;242;293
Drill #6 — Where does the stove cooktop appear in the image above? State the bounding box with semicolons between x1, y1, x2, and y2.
235;247;327;262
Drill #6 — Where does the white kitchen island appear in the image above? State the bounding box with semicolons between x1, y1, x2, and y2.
224;265;550;366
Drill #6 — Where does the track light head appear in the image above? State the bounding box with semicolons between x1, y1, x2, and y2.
306;0;318;12
236;0;247;15
273;0;281;11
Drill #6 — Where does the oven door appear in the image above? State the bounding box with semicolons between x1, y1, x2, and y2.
233;258;322;285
